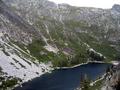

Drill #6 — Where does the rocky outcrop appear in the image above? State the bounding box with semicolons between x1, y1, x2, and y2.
102;64;120;90
112;4;120;13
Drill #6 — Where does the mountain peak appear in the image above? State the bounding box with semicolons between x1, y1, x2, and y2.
112;4;120;12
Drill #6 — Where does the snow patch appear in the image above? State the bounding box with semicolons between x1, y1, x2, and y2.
111;61;119;65
0;32;3;37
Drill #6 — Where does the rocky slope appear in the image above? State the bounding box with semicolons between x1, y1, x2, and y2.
0;0;120;89
2;0;120;64
0;22;51;89
0;0;52;89
101;63;120;90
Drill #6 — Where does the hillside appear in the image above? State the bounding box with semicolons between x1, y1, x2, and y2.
0;0;120;89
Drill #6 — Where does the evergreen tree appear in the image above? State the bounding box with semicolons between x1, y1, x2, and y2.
80;74;90;90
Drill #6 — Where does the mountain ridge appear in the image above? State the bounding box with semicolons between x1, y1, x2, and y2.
0;0;120;89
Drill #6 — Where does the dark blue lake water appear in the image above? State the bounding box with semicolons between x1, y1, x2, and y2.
14;62;111;90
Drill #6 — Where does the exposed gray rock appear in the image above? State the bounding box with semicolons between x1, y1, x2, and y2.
112;4;120;13
103;64;120;90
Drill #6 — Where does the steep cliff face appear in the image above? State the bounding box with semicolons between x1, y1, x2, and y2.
2;0;120;62
0;1;52;89
102;64;120;90
0;0;120;89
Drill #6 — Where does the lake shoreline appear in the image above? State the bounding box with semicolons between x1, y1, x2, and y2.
55;60;118;70
13;60;119;90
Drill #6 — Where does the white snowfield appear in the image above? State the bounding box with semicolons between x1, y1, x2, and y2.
0;32;52;82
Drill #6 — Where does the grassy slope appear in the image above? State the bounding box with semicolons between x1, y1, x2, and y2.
12;18;120;67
